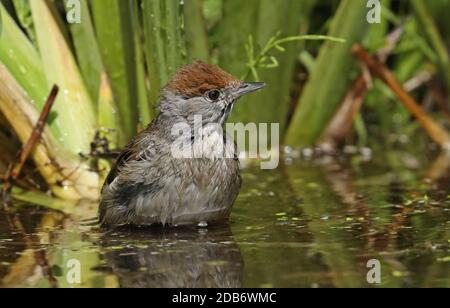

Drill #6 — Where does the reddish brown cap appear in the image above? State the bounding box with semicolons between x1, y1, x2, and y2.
166;61;239;98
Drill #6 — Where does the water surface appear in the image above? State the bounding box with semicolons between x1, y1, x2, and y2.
0;146;449;288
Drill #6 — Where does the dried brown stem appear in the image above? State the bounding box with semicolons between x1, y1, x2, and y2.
432;82;450;122
320;75;367;148
403;71;433;92
320;28;404;149
352;44;450;148
2;86;59;204
425;151;450;181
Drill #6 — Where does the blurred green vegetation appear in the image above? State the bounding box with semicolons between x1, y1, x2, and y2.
0;0;449;200
0;1;449;288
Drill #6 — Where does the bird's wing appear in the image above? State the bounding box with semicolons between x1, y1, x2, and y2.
103;121;159;188
99;128;161;226
104;146;138;187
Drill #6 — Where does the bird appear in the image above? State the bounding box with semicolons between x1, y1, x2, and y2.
99;61;265;228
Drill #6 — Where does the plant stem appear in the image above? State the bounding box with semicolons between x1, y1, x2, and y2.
131;0;153;126
2;85;59;203
285;0;369;147
65;0;103;104
184;0;210;62
142;0;168;106
353;44;450;148
91;0;139;145
164;0;184;76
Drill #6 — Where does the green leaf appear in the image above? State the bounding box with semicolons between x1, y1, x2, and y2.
0;3;48;109
11;0;38;46
65;0;103;104
286;0;370;146
30;0;96;154
92;0;139;145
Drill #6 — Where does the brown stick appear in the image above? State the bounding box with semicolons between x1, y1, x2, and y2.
432;82;450;122
320;75;368;148
2;85;59;203
352;44;450;148
320;28;404;148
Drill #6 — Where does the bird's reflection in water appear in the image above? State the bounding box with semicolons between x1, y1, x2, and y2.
99;226;243;288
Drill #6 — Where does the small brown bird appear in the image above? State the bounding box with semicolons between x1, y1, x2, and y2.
99;61;265;228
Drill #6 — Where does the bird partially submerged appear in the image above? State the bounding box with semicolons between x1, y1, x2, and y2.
99;61;266;228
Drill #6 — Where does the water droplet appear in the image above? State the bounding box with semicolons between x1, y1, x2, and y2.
302;148;313;158
360;147;372;159
197;221;208;228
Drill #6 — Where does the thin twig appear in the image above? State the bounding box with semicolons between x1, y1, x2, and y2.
403;71;434;92
352;44;450;149
2;85;59;204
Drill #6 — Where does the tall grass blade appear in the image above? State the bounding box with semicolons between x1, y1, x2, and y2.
30;0;96;154
142;0;168;106
65;0;103;104
285;0;369;146
91;0;139;145
411;0;450;92
11;0;37;46
0;3;48;109
164;0;184;76
184;0;210;62
131;0;153;126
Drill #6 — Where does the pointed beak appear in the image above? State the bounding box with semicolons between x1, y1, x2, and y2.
234;82;266;99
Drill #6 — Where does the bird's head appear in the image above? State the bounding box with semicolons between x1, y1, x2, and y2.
159;61;266;125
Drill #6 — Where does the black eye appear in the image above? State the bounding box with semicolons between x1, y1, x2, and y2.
207;90;221;101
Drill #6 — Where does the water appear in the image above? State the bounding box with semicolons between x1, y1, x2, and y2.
0;147;449;288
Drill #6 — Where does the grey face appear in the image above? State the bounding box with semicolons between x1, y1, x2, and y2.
164;82;266;126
